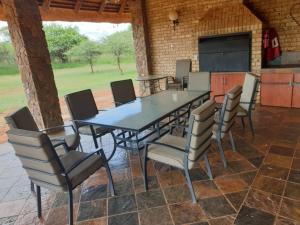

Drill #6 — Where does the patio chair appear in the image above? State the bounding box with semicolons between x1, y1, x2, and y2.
5;107;80;155
64;89;116;160
188;71;211;105
7;128;115;225
167;59;191;90
237;73;260;136
5;107;81;192
212;85;242;168
144;100;216;203
110;79;136;106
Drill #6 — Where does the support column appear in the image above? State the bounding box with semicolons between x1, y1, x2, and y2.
131;0;152;76
2;0;63;129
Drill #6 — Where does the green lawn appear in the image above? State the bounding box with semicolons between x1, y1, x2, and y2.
0;62;137;113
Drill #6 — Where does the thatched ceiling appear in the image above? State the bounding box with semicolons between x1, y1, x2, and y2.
0;0;134;23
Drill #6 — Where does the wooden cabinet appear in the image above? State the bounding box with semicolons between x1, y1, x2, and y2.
261;70;300;108
211;72;245;102
292;73;300;108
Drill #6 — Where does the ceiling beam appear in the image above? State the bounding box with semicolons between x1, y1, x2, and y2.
98;0;106;14
43;0;51;11
119;0;127;14
74;0;83;12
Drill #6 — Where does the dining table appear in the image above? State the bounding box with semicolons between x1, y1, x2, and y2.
136;74;168;95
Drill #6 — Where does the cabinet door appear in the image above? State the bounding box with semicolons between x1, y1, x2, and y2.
210;74;224;103
223;73;245;92
261;73;293;107
292;73;300;108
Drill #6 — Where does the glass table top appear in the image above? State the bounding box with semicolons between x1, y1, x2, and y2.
82;90;209;132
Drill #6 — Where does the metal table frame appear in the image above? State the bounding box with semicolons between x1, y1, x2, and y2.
77;90;210;170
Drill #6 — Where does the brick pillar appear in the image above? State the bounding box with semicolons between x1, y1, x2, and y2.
131;0;152;76
2;0;63;129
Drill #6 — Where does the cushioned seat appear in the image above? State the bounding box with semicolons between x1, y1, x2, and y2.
144;100;216;203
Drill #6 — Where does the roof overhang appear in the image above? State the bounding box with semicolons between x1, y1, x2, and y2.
0;0;133;23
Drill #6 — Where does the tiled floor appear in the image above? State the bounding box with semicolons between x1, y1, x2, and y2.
0;106;300;225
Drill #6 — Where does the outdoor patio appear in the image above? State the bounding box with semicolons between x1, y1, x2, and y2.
0;106;299;225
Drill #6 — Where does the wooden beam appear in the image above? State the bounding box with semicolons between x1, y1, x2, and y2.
119;0;127;14
98;0;106;14
2;0;63;129
74;0;83;12
43;0;51;11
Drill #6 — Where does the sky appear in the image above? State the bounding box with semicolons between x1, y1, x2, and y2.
0;21;130;41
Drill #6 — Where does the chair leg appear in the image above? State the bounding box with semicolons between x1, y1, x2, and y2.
78;142;83;152
204;154;213;180
36;185;42;218
248;114;255;137
216;138;227;168
228;130;237;152
104;161;115;196
144;151;148;191
240;117;245;128
31;181;35;192
183;167;197;203
68;189;73;225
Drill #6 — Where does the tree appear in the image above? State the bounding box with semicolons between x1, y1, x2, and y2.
102;29;133;74
0;42;15;64
44;24;86;63
67;40;102;73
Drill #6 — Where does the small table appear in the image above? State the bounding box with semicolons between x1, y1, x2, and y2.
78;90;210;168
136;75;168;96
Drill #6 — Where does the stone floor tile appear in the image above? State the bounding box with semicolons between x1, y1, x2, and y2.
284;182;300;201
245;189;281;214
193;180;222;199
252;175;285;195
0;216;18;225
288;170;300;184
292;158;300;171
279;198;300;221
46;204;78;225
169;201;206;225
228;160;257;173
133;176;159;193
199;195;236;218
269;145;295;157
52;190;81;208
107;194;136;216
258;164;289;180
209;215;235;225
0;199;26;218
139;206;173;225
225;190;248;211
188;168;210;182
77;217;107;225
235;206;275;225
215;175;249;194
77;199;106;222
158;170;185;187
275;216;300;225
164;184;191;204
136;189;166;210
81;185;107;202
264;154;293;169
108;212;139;225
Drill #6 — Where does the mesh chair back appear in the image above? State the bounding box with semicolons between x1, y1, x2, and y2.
188;72;211;91
65;89;98;120
5;107;39;131
240;73;259;112
187;100;216;162
110;79;136;106
175;59;191;80
218;85;242;134
7;129;66;189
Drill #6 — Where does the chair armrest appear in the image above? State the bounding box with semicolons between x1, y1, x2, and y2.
62;148;105;175
146;141;188;153
40;124;76;133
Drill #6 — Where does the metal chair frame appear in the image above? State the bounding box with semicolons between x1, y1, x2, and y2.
143;112;214;203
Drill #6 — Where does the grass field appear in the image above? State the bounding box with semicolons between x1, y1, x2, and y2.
0;62;137;113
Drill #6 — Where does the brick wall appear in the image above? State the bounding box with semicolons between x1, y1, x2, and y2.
145;0;300;75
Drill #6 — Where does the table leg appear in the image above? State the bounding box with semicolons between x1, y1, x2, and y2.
134;132;144;174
